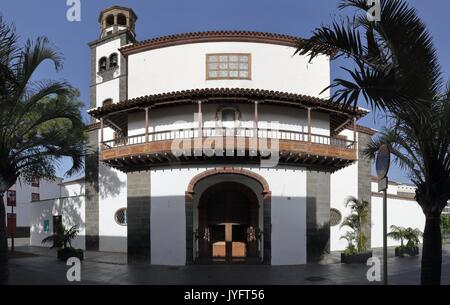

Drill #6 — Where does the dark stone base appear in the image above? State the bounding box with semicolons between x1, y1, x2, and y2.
127;254;150;264
85;235;99;251
341;251;372;264
11;227;30;238
395;247;419;257
57;248;84;261
127;171;151;264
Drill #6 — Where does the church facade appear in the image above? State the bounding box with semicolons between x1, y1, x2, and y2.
25;5;435;267
82;6;384;266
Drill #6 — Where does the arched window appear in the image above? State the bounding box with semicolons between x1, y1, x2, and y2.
216;106;241;130
98;57;107;72
109;53;118;68
222;108;236;122
105;14;115;27
102;99;113;107
117;14;127;26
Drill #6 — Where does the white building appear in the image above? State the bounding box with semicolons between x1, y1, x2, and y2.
29;177;86;250
3;177;63;238
29;6;435;266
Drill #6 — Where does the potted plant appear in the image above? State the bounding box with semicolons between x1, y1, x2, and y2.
388;225;422;257
340;196;372;264
42;223;83;261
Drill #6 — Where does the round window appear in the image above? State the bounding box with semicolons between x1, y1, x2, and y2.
114;208;127;226
330;208;342;227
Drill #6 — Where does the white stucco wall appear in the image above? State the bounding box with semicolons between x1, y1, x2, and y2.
330;130;358;251
98;163;128;252
61;180;85;197
150;165;307;266
30;196;86;250
150;168;202;266
127;42;330;98
258;167;307;265
96;78;120;108
3;177;63;228
371;196;425;248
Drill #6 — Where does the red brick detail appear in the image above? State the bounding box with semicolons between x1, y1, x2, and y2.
186;168;271;195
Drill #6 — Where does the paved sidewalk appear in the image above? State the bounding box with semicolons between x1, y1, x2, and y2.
6;244;450;285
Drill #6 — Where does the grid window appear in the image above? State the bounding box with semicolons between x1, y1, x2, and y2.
31;193;40;202
31;179;39;187
206;53;251;80
7;190;16;206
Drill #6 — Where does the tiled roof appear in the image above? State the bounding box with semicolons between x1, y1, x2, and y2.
119;30;336;56
88;87;366;118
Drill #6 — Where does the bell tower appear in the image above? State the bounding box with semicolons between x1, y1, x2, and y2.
85;6;137;252
98;6;137;39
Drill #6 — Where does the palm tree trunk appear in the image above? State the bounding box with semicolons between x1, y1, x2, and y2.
0;194;8;284
421;216;441;285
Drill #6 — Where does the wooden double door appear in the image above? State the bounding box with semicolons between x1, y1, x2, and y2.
197;182;259;263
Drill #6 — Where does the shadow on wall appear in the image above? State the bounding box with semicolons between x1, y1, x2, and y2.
30;195;86;249
306;197;330;262
99;164;126;199
308;222;331;262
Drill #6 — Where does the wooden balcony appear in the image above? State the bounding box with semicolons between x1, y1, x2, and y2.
100;128;357;172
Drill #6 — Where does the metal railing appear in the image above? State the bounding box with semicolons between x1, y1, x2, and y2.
102;127;355;150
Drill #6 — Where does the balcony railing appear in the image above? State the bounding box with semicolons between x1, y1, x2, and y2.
101;127;355;150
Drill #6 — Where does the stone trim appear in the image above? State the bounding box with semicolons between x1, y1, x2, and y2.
358;132;372;249
186;168;270;195
127;171;151;263
85;130;99;250
306;171;331;262
88;29;135;48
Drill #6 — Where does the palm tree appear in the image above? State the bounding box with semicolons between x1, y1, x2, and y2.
0;17;86;284
42;224;80;249
340;231;357;254
387;225;406;248
296;0;450;284
341;196;370;253
366;100;450;284
388;225;423;249
404;227;423;248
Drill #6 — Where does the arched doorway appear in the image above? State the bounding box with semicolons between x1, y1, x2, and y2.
198;182;259;263
185;168;272;265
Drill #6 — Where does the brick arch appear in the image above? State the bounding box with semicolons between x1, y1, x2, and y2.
186;168;271;195
185;168;271;265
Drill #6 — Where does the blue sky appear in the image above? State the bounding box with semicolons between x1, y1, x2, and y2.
2;0;450;183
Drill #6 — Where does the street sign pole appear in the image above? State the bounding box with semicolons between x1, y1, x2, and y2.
376;144;391;285
11;204;14;252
